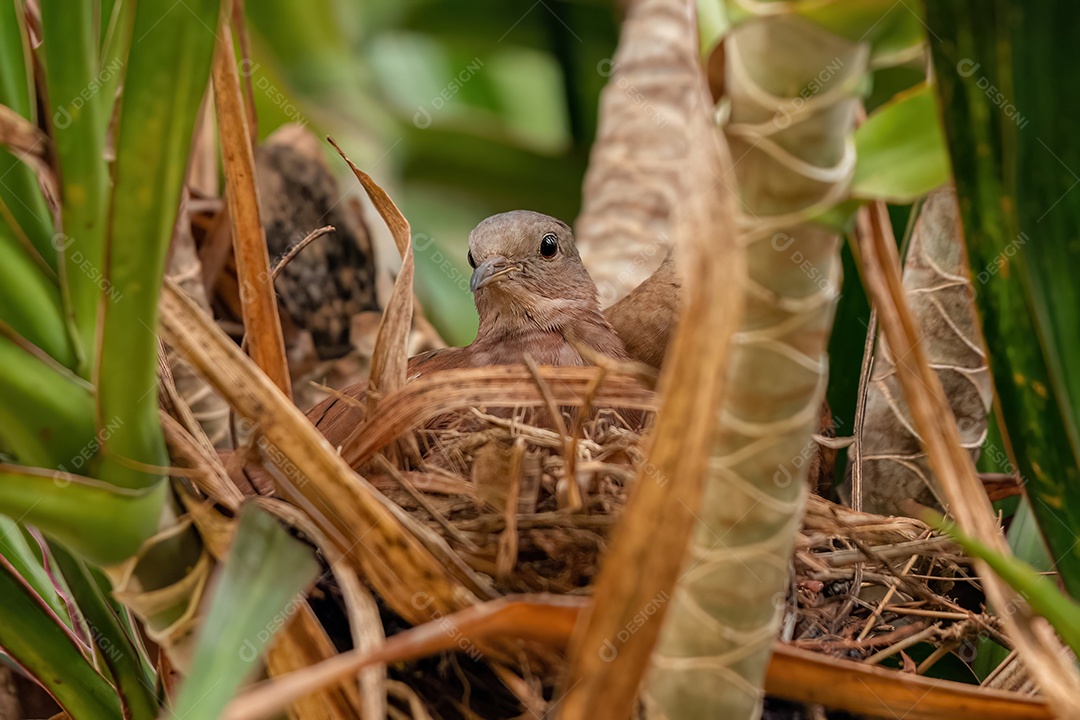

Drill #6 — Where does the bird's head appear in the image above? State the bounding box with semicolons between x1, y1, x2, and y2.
467;210;600;333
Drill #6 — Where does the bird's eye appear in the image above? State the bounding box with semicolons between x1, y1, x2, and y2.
467;250;477;268
539;233;558;259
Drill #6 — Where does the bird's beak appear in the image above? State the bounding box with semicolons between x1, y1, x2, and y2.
470;256;517;292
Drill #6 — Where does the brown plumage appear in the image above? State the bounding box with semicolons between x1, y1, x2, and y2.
603;249;680;369
309;211;628;448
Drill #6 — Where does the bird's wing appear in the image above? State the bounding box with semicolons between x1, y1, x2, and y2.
306;379;368;450
405;345;470;380
604;249;679;369
305;346;469;452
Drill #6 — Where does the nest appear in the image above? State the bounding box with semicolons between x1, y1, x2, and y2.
334;393;1002;717
365;407;645;596
790;496;1002;677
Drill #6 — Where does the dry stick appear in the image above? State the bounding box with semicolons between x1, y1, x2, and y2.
849;304;877;512
238;224;336;355
886;607;975;621
523;353;581;510
864;624;940;666
374;454;478;551
496;438;525;579
917;640;960;676
857;200;1080;712
857;553;920;641
212;22;292;398
270;225;335;281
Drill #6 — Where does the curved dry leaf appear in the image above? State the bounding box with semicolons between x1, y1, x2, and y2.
574;0;699;306
224;594;587;720
326;137;412;407
861;187;993;515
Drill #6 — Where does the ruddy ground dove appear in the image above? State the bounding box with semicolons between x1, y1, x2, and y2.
308;210;629;447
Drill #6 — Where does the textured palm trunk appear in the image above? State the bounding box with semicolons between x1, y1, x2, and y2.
645;11;868;719
574;0;696;305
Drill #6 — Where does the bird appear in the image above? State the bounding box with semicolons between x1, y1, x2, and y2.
307;210;629;448
603;249;679;369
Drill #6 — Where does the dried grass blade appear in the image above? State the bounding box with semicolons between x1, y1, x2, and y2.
212;23;291;398
253;497;381;720
857;199;1080;713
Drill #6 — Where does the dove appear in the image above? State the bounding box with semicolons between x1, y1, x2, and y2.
308;211;629;447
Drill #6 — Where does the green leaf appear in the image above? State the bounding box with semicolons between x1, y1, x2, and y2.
0;464;166;567
0;226;74;367
798;0;925;66
0;0;55;264
696;0;730;58
0;553;122;720
927;1;1080;598
851;83;950;202
39;0;112;373
0;335;95;469
172;504;319;720
95;0;219;490
932;513;1080;656
0;517;68;622
98;0;134;113
50;543;158;719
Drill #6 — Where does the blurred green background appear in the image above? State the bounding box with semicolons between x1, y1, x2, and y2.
245;0;621;345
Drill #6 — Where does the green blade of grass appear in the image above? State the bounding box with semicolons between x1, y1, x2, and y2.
95;0;220;490
0;464;165;567
39;0;112;373
50;543;158;719
98;0;134;111
0;552;122;720
171;504;319;720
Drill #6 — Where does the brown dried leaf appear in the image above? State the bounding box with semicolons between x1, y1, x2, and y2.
860;188;993;515
265;602;364;720
766;643;1051;720
224;595;587;720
